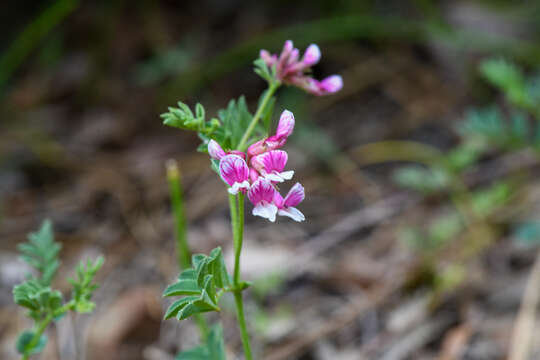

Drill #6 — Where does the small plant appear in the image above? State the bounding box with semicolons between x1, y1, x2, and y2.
162;40;342;359
13;220;104;360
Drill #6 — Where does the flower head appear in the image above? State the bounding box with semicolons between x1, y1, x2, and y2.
253;150;294;183
260;40;343;96
209;109;305;222
248;179;278;222
219;155;250;195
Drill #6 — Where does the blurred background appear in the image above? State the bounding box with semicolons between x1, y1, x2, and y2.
2;0;540;359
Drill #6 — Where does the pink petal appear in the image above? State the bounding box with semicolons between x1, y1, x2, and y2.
208;140;226;160
275;110;295;140
219;155;249;187
283;183;305;208
261;150;288;174
318;75;343;94
248;178;276;205
260;49;277;66
302;44;321;66
247;139;266;157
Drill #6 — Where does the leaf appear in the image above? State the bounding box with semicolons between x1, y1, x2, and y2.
68;256;104;314
176;325;226;360
18;219;61;286
163;247;231;322
13;280;64;320
460;106;533;149
480;58;531;109
393;166;449;193
16;331;47;355
470;182;512;217
218;96;253;149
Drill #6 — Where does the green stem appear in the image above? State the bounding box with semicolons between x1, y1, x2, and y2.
228;193;253;360
237;82;279;151
166;160;191;269
21;314;53;360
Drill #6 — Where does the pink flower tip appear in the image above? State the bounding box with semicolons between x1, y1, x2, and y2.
208;140;226;160
302;44;321;66
276;110;295;140
319;75;343;94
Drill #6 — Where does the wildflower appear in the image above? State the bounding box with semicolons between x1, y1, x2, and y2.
247;110;295;157
219;155;250;195
248;178;278;222
260;40;343;96
274;183;305;222
252;150;294;183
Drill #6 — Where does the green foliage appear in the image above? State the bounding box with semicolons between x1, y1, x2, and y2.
480;58;540;112
161;102;219;137
393;166;449;194
18;219;60;286
68;257;104;313
470;181;512;217
13;220;104;358
215;97;254;150
163;247;231;321
253;58;277;85
16;331;47;356
460;107;534;149
176;324;226;360
13;280;64;320
162;96;259;154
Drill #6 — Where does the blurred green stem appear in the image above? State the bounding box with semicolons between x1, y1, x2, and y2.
166;160;190;269
166;160;209;338
237;82;279;151
228;193;253;360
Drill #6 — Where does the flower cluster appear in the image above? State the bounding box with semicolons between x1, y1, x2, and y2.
260;40;343;96
209;110;305;222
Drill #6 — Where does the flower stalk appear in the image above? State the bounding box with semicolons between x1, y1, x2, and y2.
238;81;280;152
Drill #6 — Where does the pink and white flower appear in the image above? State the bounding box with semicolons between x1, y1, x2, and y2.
274;183;305;222
210;108;306;222
248;179;278;222
252;150;294;183
219;155;250;195
259;40;343;96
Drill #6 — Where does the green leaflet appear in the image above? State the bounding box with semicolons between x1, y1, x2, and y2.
68;257;104;313
460;107;535;149
163;247;231;321
16;331;48;355
18;219;61;286
176;324;226;360
13;280;64;320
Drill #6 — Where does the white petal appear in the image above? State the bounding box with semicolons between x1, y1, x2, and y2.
280;170;294;180
252;202;277;222
229;180;250;195
278;207;305;222
265;173;284;183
